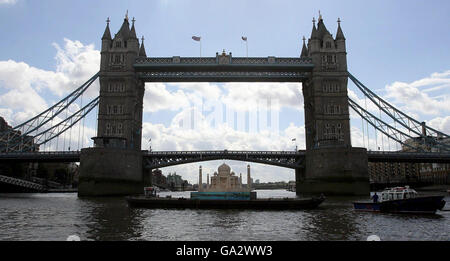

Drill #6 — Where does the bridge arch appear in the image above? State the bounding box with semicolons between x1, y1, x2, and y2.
144;151;305;169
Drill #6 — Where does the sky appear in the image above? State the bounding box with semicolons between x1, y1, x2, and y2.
0;0;449;184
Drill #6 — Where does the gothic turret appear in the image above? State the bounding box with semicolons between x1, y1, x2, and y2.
335;18;346;52
102;18;112;41
335;18;345;40
300;36;308;58
115;13;131;40
316;12;330;40
139;36;147;57
308;17;320;54
310;17;318;39
130;17;138;39
101;18;112;71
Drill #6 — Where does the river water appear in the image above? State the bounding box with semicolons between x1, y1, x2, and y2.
0;190;448;241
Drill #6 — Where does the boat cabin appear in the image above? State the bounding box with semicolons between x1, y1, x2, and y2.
144;187;158;197
380;186;417;202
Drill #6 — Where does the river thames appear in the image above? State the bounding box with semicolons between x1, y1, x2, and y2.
0;190;448;241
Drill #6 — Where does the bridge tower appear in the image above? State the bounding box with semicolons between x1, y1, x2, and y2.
297;15;370;195
78;15;148;196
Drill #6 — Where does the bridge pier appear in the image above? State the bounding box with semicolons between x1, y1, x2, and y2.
296;147;370;196
78;147;147;196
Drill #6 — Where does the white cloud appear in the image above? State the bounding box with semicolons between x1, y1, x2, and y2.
384;70;450;115
221;82;303;111
144;83;190;112
0;38;100;127
427;116;450;135
0;0;17;5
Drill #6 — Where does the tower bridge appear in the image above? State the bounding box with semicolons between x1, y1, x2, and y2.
1;13;449;196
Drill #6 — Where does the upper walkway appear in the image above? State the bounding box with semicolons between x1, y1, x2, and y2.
133;55;314;82
1;150;449;165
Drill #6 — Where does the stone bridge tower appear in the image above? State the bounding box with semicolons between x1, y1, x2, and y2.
96;15;145;150
78;15;148;196
297;15;369;196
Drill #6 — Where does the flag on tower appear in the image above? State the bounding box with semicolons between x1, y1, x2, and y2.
242;36;247;41
192;36;201;41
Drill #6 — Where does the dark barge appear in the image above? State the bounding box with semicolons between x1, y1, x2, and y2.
126;195;325;210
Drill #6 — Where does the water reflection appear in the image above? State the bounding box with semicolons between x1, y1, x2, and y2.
300;197;363;240
0;191;448;241
77;197;144;241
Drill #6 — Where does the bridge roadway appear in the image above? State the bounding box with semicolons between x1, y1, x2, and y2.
0;150;450;166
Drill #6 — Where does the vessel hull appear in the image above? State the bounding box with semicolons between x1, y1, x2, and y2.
353;196;446;214
127;196;325;210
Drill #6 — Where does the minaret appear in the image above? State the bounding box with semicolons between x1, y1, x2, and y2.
247;165;251;191
198;166;202;192
207;173;209;190
239;173;242;188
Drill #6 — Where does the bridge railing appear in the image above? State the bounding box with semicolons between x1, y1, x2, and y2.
143;150;304;155
0;151;80;155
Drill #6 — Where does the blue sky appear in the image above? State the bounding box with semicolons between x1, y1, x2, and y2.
0;0;449;183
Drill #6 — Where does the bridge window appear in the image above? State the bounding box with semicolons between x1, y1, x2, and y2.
114;55;121;64
118;123;123;135
105;123;111;135
326;42;332;49
323;81;340;93
113;105;118;114
326;55;333;63
115;41;122;48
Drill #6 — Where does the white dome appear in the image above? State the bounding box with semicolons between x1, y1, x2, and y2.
218;163;231;172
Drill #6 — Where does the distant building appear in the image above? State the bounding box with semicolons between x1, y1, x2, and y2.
0;116;39;152
369;136;449;185
199;163;252;192
167;172;185;191
151;169;167;187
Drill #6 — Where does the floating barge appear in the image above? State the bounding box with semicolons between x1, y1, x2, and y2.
126;195;325;210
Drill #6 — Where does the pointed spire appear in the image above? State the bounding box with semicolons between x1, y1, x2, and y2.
130;17;137;39
310;17;318;39
139;36;147;57
301;36;308;58
335;18;346;40
316;12;330;39
116;12;131;40
102;17;112;40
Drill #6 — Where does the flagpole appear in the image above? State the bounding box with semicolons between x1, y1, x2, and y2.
200;39;202;57
246;40;248;58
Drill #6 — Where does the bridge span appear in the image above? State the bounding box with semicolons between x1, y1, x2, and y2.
1;150;449;166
